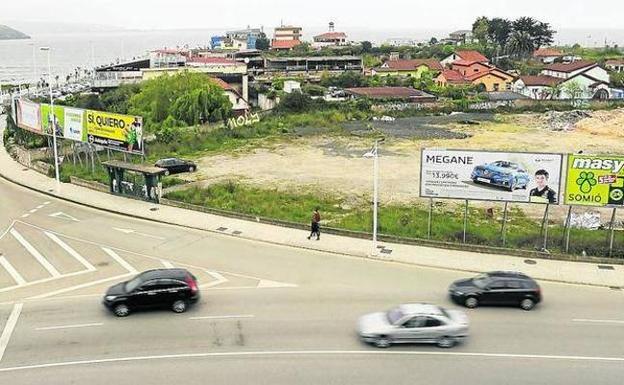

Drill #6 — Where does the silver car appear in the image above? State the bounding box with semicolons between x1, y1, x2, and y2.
357;303;469;348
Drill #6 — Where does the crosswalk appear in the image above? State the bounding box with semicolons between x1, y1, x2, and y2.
0;222;297;302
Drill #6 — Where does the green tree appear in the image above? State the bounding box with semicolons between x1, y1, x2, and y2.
255;32;270;51
507;31;535;59
278;91;314;113
472;16;490;45
361;41;373;53
562;81;585;102
487;18;512;50
429;37;438;46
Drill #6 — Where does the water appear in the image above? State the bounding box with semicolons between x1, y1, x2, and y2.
2;27;624;85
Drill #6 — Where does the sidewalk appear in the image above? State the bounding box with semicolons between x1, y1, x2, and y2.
1;117;623;288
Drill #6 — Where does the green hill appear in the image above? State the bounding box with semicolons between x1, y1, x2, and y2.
0;25;30;40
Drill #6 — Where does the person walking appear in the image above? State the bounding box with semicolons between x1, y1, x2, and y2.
307;207;321;240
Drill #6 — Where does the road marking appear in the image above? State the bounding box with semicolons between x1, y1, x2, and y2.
257;279;298;289
200;270;229;288
48;212;80;222
160;260;174;268
0;303;23;362
29;273;133;299
36;205;45;209
45;232;96;271
35;323;103;331
0;256;27;286
102;247;138;274
10;228;61;278
112;228;166;240
0;269;95;294
573;318;624;325
189;315;255;320
43;202;51;205
28;209;37;214
1;349;624;373
21;214;29;218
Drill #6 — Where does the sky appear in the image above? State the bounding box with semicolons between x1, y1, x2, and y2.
1;0;621;32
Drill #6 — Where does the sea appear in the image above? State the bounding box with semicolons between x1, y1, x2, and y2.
2;27;624;85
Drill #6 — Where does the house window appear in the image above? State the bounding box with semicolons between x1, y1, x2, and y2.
493;83;500;91
506;83;512;90
474;68;479;72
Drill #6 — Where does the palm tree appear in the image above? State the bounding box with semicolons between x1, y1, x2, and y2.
506;31;535;59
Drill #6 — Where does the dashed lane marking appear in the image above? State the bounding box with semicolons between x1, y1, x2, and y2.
160;260;175;268
44;232;96;272
0;303;23;362
189;315;255;320
573;318;624;325
35;323;103;331
10;228;61;278
0;256;27;286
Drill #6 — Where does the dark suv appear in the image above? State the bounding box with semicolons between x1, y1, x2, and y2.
103;269;200;317
155;158;197;175
449;271;541;311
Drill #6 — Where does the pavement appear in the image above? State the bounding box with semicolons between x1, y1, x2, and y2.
1;116;624;384
0;116;623;289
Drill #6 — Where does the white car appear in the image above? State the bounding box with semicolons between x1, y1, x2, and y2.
357;303;469;348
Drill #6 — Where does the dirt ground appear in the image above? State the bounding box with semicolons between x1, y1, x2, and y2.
181;109;624;221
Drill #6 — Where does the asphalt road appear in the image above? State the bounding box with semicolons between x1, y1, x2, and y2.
0;176;623;384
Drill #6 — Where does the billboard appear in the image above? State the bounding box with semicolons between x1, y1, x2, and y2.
420;149;563;204
564;155;624;207
64;107;86;142
40;104;66;138
15;99;42;133
86;110;143;155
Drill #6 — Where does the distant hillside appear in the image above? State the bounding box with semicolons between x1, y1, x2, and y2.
0;25;30;40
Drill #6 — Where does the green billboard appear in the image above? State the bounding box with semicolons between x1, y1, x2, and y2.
564;155;624;207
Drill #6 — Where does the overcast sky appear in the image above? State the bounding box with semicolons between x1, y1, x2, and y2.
1;0;620;31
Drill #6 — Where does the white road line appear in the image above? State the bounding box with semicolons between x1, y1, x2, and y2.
160;260;174;268
200;270;228;288
29;273;133;299
21;214;29;218
35;323;103;331
0;269;94;294
0;303;23;362
102;248;137;274
36;205;44;209
43;202;51;205
189;315;255;320
0;256;27;286
28;209;37;214
573;318;624;325
0;349;624;373
10;228;61;278
45;232;96;271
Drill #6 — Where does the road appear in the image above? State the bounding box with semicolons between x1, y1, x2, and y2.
0;176;623;384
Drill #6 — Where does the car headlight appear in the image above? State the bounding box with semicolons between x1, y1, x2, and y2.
105;295;117;301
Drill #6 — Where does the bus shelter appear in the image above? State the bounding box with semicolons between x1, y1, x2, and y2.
102;160;167;203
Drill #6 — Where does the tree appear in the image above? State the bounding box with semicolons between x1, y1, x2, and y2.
428;37;438;46
487;18;512;50
278;91;314;113
545;83;563;100
472;16;490;45
507;31;535;59
361;41;373;53
255;32;270;51
511;17;555;50
562;81;585;102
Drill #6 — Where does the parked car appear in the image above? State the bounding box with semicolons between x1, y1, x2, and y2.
103;268;200;317
471;161;530;191
155;158;197;175
449;271;541;311
357;303;469;348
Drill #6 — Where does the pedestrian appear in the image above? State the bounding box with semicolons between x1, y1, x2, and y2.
307;207;321;240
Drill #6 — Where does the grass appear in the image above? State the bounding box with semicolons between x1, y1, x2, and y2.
165;182;624;259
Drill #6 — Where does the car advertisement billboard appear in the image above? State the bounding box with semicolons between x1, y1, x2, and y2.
420;149;563;204
564;155;624;207
15;99;42;133
86;110;144;155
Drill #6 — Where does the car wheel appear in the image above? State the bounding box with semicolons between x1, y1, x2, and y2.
437;336;456;348
164;170;170;176
113;303;130;317
373;336;391;348
520;298;535;311
188;166;195;172
464;297;478;309
172;300;187;313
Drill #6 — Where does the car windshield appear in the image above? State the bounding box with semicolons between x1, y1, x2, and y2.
473;274;490;289
437;306;451;319
386;307;405;324
124;275;144;292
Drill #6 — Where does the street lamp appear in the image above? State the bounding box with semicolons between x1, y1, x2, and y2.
363;138;384;256
40;47;60;191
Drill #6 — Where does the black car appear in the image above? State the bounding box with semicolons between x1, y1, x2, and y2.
103;269;200;317
155;158;197;175
449;271;541;311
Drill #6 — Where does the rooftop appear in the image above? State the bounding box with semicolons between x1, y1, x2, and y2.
314;32;348;40
271;40;302;50
519;75;562;87
102;161;167;175
533;47;564;57
439;69;471;83
455;50;488;63
345;87;436;100
543;60;597;73
379;59;443;71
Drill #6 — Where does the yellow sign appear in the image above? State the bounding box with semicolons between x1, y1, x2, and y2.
564;155;624;207
85;110;143;154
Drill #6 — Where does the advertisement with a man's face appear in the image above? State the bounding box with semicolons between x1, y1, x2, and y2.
420;149;563;204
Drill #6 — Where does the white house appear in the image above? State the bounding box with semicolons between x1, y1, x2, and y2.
606;59;624;73
515;64;611;100
541;61;608;82
513;76;563;100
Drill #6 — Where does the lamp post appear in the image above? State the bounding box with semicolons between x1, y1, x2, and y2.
363;138;384;256
40;47;60;191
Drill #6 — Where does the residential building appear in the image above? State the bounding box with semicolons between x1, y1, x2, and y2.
283;80;301;93
271;24;303;51
466;68;515;92
515;63;611;100
435;69;471;87
226;27;263;50
313;22;348;47
385;38;419;47
262;56;362;76
541;61;609;82
606;59;624;73
450;60;492;77
209;77;250;116
441;50;489;67
447;30;475;45
532;47;564;64
150;48;189;68
513;75;563;99
345;87;437;102
436;60;514;92
270;40;302;51
371;59;443;78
